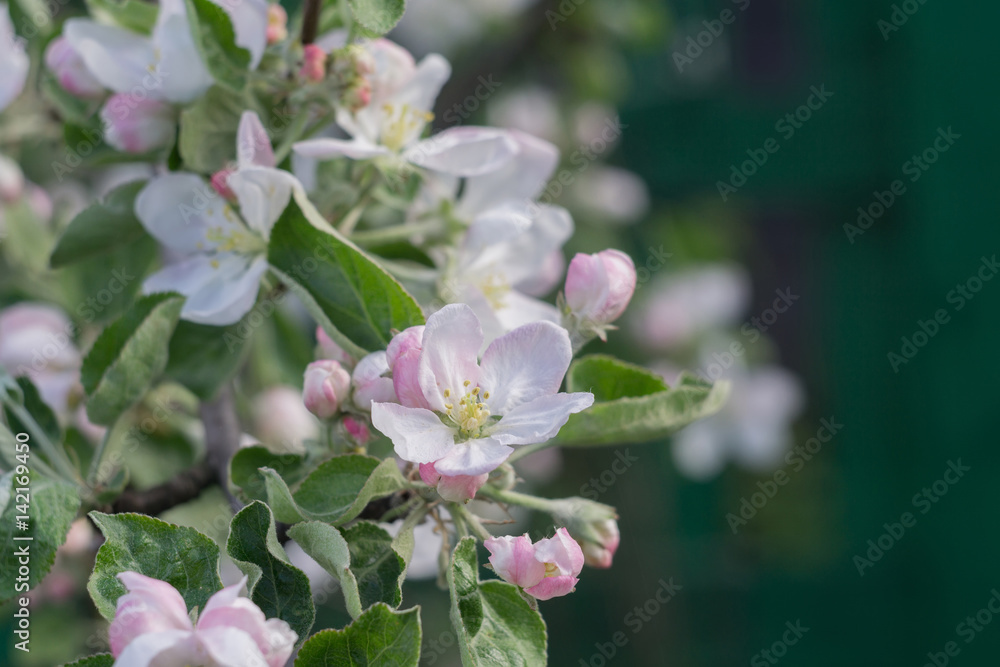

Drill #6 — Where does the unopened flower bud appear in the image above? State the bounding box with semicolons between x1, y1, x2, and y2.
316;326;355;367
301;44;327;83
343;415;371;446
549;497;620;569
45;36;104;99
210;166;237;201
100;95;175;154
266;4;288;45
342;79;372;113
419;462;487;503
565;249;637;330
303;359;351;419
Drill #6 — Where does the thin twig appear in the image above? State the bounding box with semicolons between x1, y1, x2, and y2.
301;0;322;45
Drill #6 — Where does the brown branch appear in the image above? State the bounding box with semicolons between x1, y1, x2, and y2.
200;386;244;513
109;461;216;515
301;0;322;45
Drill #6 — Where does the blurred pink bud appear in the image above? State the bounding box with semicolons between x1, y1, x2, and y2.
565;249;637;327
303;359;351;420
342;80;372;113
315;326;354;366
419;462;487;503
110;572;296;666
343;415;371;445
301;44;327;82
44;36;104;98
210;166;236;201
385;325;429;410
100;95;175;153
485;528;584;600
252;386;318;453
0;154;24;203
351;351;396;410
266;4;288;45
579;518;620;569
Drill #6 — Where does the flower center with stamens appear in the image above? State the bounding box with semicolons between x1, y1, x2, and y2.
442;381;492;439
478;272;510;310
204;213;267;256
380;103;434;152
543;562;560;578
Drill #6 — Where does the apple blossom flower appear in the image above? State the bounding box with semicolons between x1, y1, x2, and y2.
485;528;584;600
63;0;268;105
44;36;105;99
419;461;487;503
632;264;750;350
294;40;517;176
266;4;288;44
301;44;327;82
101;96;176;153
370;304;593;478
663;358;805;479
0;303;81;414
109;571;296;667
303;359;351;420
562;249;637;341
0;4;29;111
428;131;573;341
136;111;301;325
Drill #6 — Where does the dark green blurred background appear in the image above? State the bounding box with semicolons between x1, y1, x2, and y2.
423;1;1000;665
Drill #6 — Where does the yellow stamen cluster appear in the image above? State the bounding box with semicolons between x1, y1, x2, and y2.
380;103;434;152
203;219;267;256
444;382;492;439
479;272;511;310
543;562;560;577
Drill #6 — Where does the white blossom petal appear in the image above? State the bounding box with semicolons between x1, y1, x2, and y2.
0;5;28;111
136;173;241;254
113;629;200;667
293;137;391;161
433;437;513;477
405;127;518;177
418;304;482;412
62;19;157;96
491;392;593;446
181;255;268;325
153;0;213;103
459;130;559;214
236;111;275;168
227;166;298;238
480;321;572;414
370;402;456;464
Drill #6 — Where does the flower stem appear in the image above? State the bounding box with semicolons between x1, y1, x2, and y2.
477;486;554;514
450;502;492;541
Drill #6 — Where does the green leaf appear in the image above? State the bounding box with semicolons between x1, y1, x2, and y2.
566;354;668;401
295;604;421;667
3;377;61;448
85;0;158;33
287;521;364;619
229;445;308;503
227;501;315;641
8;0;52;40
177;85;245;174
87;512;223;621
267;191;424;354
80;293;184;425
448;537;547;666
340;521;404;610
62;654;115;667
163;320;252;400
553;372;731;448
348;0;406;35
184;0;251;91
262;455;406;525
0;472;80;602
50;181;150;268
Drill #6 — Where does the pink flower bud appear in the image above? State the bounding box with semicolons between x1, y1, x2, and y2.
303;359;351;420
342;79;372;113
266;4;288;45
210;166;237;201
485;527;584;601
564;249;637;327
301;44;327;82
100;95;176;154
579;518;620;568
44;36;104;98
419;462;487;503
351;351;397;410
343;415;371;445
385;325;430;410
316;326;354;367
252;386;318;453
110;572;297;666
